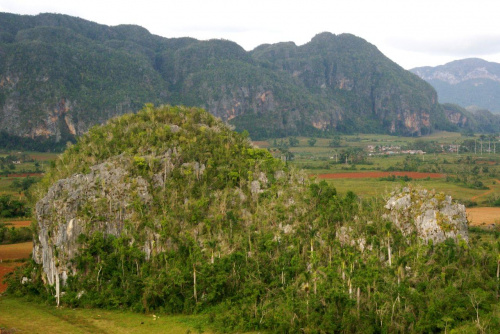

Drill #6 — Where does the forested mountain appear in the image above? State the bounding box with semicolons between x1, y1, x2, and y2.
0;12;451;146
8;105;499;332
442;103;500;133
411;58;500;113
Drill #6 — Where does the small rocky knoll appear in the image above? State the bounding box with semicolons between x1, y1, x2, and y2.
384;186;468;244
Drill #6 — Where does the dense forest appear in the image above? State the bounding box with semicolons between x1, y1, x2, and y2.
7;106;500;333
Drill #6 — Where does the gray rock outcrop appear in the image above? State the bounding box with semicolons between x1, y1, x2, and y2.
33;155;152;286
384;186;468;244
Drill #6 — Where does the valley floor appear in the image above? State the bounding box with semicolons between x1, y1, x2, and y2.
0;296;214;334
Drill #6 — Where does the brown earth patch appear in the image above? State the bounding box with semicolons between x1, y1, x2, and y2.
0;262;23;292
476;160;497;165
0;242;32;293
3;220;31;228
28;153;56;161
252;141;270;148
0;242;33;261
316;171;445;179
467;207;500;226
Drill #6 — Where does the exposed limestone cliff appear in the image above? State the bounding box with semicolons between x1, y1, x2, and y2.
384;186;468;244
33;155;152;285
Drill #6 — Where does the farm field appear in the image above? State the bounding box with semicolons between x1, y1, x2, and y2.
0;242;32;261
316;171;445;179
467;207;500;226
2;220;31;228
0;242;33;292
260;133;500;206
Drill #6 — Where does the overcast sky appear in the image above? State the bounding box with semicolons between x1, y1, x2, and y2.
1;0;500;69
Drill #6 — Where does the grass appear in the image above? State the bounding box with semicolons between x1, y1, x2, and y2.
0;296;215;334
320;178;487;202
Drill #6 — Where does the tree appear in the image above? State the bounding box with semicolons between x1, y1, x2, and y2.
288;137;299;147
329;136;341;147
308;138;317;147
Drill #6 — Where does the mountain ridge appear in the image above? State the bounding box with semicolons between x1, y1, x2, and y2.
411;58;500;112
0;12;463;145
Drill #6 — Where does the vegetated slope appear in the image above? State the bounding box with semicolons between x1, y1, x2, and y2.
0;12;450;146
8;106;499;333
441;103;500;133
0;13;169;146
411;58;500;113
251;33;442;135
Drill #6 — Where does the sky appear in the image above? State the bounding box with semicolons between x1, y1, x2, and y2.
1;0;500;69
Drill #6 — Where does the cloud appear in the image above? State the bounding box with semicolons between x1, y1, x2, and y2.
388;34;500;57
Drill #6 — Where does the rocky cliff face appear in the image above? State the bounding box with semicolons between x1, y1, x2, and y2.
0;13;444;143
251;33;439;136
33;155;152;285
411;58;500;112
384;186;468;244
412;58;500;85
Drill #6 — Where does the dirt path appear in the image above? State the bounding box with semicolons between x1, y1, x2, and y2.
471;179;500;201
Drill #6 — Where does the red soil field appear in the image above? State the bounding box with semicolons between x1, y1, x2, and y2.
0;242;32;261
0;262;23;292
4;220;31;228
0;242;32;293
316;171;446;179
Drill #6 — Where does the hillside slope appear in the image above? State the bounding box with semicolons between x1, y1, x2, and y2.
0;12;446;144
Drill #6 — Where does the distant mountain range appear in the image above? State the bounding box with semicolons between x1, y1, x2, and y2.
0;12;497;146
411;58;500;113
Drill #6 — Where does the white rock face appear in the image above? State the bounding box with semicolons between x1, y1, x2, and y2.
33;155;151;286
384;187;468;244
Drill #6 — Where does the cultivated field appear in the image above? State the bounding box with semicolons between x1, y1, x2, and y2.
261;132;500;207
0;242;32;261
2;220;32;228
317;171;445;179
467;207;500;226
0;242;33;293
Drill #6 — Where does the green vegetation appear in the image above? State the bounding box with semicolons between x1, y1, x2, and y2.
0;195;30;218
5;12;494;146
0;296;213;334
5;106;500;333
0;222;31;244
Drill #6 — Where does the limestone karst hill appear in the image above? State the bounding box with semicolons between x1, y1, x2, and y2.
8;105;499;333
0;12;457;148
